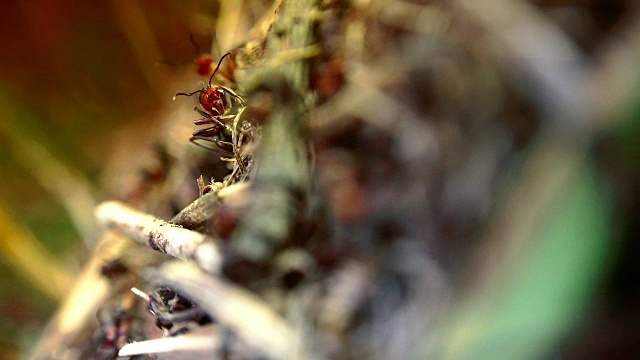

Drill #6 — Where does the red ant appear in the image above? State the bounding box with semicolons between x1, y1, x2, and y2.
174;52;245;153
189;34;224;78
195;53;215;76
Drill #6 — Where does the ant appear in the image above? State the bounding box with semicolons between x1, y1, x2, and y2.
148;286;212;336
174;52;245;154
195;53;215;76
189;34;231;79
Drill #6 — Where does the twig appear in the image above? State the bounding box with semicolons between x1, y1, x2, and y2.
130;287;151;302
231;106;249;176
95;201;221;274
170;182;250;231
145;261;307;360
119;326;219;357
170;192;220;231
31;232;131;358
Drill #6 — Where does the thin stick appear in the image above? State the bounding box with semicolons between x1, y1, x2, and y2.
95;201;221;274
232;106;248;175
170;182;250;230
31;232;131;358
119;326;219;356
169;192;220;231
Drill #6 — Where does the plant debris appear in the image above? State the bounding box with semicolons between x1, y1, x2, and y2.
31;0;640;359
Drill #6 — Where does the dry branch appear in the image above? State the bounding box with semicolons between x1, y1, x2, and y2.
95;201;221;274
170;182;250;230
31;232;132;358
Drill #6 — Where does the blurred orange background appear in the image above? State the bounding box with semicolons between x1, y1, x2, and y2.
0;1;225;355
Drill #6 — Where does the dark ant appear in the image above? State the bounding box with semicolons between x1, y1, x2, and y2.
95;307;132;358
148;286;212;336
94;293;143;360
174;52;245;154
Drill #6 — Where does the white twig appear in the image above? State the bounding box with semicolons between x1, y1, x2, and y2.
119;326;219;357
130;287;150;302
95;201;221;274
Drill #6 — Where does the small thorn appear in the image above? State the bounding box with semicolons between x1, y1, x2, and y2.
131;287;150;302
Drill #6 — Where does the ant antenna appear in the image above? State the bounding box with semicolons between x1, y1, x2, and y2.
173;52;233;100
173;89;203;100
209;52;232;86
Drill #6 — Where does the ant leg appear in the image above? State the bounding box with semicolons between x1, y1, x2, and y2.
194;115;234;126
192;126;222;138
193;127;233;147
215;140;233;147
219;86;245;105
189;135;234;156
190;127;234;155
194;117;215;126
193;107;225;127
